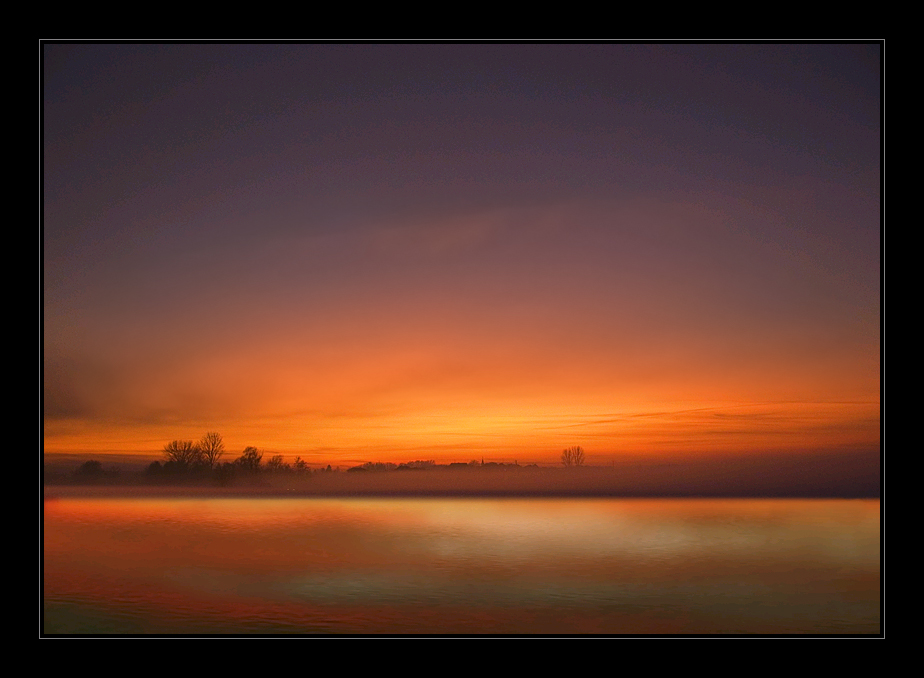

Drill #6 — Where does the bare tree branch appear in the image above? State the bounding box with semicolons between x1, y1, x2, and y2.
198;432;225;469
163;440;204;467
561;446;586;467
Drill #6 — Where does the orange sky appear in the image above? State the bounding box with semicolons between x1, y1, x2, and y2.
43;45;880;471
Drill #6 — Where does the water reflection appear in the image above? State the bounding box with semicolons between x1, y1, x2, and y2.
44;498;880;634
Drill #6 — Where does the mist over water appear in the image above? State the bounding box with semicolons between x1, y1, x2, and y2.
43;497;880;635
43;447;881;498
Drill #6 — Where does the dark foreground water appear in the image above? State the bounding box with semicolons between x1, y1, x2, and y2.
43;497;880;635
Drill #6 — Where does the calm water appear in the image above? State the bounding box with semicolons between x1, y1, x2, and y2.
43;497;880;635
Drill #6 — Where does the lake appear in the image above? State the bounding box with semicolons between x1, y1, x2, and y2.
43;496;880;635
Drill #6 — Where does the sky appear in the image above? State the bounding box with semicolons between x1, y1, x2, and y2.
43;43;881;469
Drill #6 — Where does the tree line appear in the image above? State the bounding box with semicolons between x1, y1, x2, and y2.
58;436;587;485
148;432;316;480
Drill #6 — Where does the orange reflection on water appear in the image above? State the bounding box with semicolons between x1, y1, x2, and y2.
44;497;880;634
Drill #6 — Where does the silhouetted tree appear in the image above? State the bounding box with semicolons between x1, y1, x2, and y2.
74;460;104;478
293;456;310;474
73;460;119;480
400;460;435;470
561;446;586;467
236;446;263;472
198;432;225;469
266;455;290;473
361;462;396;472
163;440;204;468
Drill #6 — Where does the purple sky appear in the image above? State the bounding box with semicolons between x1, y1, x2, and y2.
43;43;880;469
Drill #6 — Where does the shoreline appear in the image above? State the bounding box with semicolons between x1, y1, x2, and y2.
42;483;881;500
